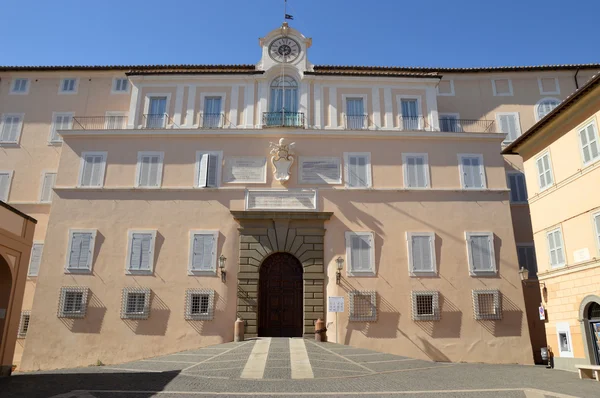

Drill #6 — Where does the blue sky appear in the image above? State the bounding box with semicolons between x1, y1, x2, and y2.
1;0;599;67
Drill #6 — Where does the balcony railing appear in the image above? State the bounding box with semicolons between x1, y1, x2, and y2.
143;113;177;129
399;116;428;131
345;115;368;130
439;119;495;133
262;112;305;128
73;116;128;130
200;113;225;129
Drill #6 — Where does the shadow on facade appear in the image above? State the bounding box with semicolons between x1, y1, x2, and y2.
478;295;523;337
59;291;107;334
187;292;227;336
415;294;462;339
123;294;170;336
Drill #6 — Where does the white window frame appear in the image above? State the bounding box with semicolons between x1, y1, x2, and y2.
121;287;151;319
577;118;600;166
58;78;79;94
188;230;218;275
402;153;430;189
111;77;130;94
537;77;560;95
27;242;44;277
506;171;528;204
546;226;566;268
345;231;376;276
556;322;574;358
465;232;497;276
343;152;372;189
58;286;89;318
49;112;74;143
104;111;128;129
535;150;554;192
185;288;215;320
135;151;164;188
496;112;522;143
0;113;24;144
78;151;107;188
458;154;487;189
534;98;561;122
491;78;513;96
17;310;31;338
406;232;437;276
39;170;57;203
195;150;223;188
199;92;226;128
0;170;14;202
436;79;455;96
342;94;368;129
593;211;600;257
298;156;342;185
10;78;29;95
396;95;424;130
125;230;157;275
142;93;172;127
64;229;97;274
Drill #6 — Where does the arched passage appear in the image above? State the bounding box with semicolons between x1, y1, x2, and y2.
0;255;13;349
584;300;600;365
258;252;303;337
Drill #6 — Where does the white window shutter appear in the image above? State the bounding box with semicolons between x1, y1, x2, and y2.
407;157;417;187
198;153;209;187
411;236;432;272
91;156;104;186
350;234;372;272
595;215;600;245
461;157;473;187
470;235;492;271
347;155;368;188
41;173;56;202
1;116;21;142
192;234;215;271
139;155;160;187
0;173;11;201
28;243;43;276
69;233;92;269
129;233;153;271
140;235;152;270
130;235;143;269
471;157;483;188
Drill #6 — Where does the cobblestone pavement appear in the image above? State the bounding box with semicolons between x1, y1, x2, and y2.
1;338;598;397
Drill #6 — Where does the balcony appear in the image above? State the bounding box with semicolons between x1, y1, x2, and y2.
439;119;495;133
73;116;128;130
399;116;428;131
200;113;225;129
143;113;177;129
262;112;305;128
345;115;368;130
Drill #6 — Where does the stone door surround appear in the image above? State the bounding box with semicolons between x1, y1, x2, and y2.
232;211;333;338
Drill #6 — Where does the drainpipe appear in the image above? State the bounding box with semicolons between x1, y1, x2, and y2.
574;68;580;90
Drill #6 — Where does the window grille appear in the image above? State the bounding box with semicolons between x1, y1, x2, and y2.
18;310;31;338
57;286;89;318
185;289;215;320
472;289;501;320
411;291;440;321
349;290;377;321
121;287;151;319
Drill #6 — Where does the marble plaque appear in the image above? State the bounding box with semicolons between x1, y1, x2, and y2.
246;190;317;211
223;157;267;183
299;157;341;184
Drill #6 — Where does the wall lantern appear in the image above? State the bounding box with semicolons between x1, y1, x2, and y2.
518;267;529;282
336;256;344;285
219;254;227;283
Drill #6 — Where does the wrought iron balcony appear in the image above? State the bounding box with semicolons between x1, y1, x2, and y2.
439;119;496;133
200;113;225;129
143;113;177;129
399;116;428;131
262;112;305;128
73;116;128;130
345;115;368;130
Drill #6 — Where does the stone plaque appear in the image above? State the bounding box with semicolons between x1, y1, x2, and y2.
299;157;341;184
224;157;266;183
246;190;317;211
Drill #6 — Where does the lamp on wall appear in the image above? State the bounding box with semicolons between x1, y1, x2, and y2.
518;267;529;282
219;254;227;283
336;256;344;285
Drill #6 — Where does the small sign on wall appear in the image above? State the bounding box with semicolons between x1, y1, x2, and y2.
573;248;590;263
539;305;546;321
0;309;6;319
328;296;344;313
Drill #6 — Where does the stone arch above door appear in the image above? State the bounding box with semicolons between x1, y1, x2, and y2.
232;211;332;337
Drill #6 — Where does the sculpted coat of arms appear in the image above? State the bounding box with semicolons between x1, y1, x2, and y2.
269;138;295;184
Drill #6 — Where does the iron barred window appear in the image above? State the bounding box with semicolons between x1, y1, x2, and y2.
349;290;377;322
121;287;151;319
185;289;215;320
472;289;502;320
411;291;440;321
57;286;89;318
18;310;31;338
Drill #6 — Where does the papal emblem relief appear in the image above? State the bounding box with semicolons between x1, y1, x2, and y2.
269;138;295;184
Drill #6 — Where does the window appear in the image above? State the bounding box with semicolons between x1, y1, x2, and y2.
458;154;486;189
202;97;223;128
185;289;215;320
146;96;168;128
407;232;436;275
538;77;560;95
121;287;151;319
195;151;222;188
1;113;24;144
112;77;129;93
496;113;522;143
556;322;574;358
411;291;440;321
517;244;537;278
104;112;127;129
189;231;218;275
10;78;29;94
299;157;341;184
546;227;565;268
348;290;377;321
0;171;13;202
126;230;157;274
344;152;372;188
402;153;429;188
466;232;496;275
436;80;454;96
79;151;107;187
439;113;461;132
399;97;422;130
59;78;78;94
492;79;513;96
49;112;74;143
507;172;527;203
17;311;31;338
535;98;560;121
65;229;97;273
536;152;554;191
594;212;600;255
57;286;89;318
345;97;366;129
578;120;600;165
28;243;44;277
472;290;501;320
345;231;375;276
40;172;57;203
136;152;164;188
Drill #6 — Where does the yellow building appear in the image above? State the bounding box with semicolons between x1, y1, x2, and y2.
504;73;600;371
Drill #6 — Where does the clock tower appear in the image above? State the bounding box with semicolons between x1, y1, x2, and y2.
257;23;313;75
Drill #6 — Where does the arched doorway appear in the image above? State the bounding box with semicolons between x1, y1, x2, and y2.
586;301;600;365
258;252;303;337
0;255;12;349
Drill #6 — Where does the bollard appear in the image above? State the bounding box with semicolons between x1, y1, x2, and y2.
314;318;326;342
234;318;245;342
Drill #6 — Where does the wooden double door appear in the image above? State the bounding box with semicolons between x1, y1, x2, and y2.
258;252;303;337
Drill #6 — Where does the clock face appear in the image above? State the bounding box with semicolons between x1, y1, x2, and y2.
268;37;301;63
